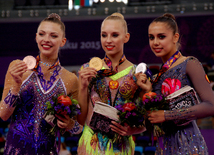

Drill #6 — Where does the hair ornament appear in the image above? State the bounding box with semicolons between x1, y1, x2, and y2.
48;13;61;21
163;13;176;23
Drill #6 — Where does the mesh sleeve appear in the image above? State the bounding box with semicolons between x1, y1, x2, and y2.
165;58;214;121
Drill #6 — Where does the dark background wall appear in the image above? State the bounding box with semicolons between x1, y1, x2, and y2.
0;12;214;154
0;14;214;86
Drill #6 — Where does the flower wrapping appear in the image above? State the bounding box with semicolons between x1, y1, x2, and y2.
142;92;169;137
45;94;81;135
161;78;181;95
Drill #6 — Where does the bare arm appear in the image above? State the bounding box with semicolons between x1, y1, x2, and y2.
77;66;97;125
0;60;27;121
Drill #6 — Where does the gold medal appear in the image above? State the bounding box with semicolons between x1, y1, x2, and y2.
109;80;119;89
89;57;103;71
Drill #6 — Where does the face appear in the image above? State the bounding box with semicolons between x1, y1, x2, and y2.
101;20;129;57
36;21;66;59
148;22;179;62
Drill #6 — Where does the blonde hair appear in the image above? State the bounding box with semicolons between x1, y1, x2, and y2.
103;12;128;33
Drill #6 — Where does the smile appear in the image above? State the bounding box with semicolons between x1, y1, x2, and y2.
42;44;52;50
106;46;114;50
153;48;162;53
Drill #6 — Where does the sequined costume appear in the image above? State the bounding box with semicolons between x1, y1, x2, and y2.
78;64;142;155
152;57;214;155
2;57;82;155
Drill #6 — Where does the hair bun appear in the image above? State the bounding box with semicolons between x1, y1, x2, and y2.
48;13;61;20
163;13;176;21
111;12;124;19
163;13;175;20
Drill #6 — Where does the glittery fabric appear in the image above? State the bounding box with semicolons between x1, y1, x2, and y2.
3;72;67;155
4;90;20;107
152;57;210;155
2;60;80;155
78;64;140;155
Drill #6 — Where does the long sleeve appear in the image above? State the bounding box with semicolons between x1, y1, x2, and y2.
165;58;214;122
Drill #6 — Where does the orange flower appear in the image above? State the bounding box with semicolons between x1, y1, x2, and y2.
142;92;157;101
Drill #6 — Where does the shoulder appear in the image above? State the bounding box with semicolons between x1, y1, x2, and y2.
176;56;201;67
186;56;199;61
126;60;134;66
61;67;78;82
121;60;134;71
60;68;79;93
185;56;201;65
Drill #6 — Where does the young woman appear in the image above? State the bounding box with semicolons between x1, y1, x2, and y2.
147;13;214;154
77;13;151;155
0;13;82;155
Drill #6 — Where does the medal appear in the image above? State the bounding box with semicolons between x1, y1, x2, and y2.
23;55;36;70
136;62;147;73
89;57;103;71
109;80;119;89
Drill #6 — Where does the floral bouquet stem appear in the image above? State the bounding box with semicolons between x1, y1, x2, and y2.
154;124;165;137
143;92;169;138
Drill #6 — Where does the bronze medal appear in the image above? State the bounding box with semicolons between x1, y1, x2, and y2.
23;55;36;70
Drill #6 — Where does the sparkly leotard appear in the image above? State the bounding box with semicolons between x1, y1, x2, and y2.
2;59;81;155
78;64;141;155
152;57;214;155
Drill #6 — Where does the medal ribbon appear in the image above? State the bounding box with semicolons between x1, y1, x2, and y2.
153;51;182;83
32;55;60;72
97;54;126;77
88;54;126;92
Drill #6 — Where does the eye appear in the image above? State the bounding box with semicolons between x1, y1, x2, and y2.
159;35;166;39
148;35;154;40
101;33;107;38
39;33;44;36
51;35;58;38
112;33;119;37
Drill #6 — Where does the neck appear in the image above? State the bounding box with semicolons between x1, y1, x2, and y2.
106;53;124;69
40;54;58;65
162;50;179;64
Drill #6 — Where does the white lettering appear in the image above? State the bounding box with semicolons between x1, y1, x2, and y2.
60;40;101;50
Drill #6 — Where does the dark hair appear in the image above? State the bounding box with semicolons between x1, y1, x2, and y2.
152;13;180;49
40;13;66;37
103;12;128;33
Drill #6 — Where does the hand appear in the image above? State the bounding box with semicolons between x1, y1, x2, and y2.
78;67;97;89
135;72;152;92
110;122;133;136
9;60;27;86
148;110;165;123
55;114;74;130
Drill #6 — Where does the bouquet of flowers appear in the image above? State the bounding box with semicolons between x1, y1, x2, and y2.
45;94;81;135
143;92;169;112
142;92;169;137
115;99;146;128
